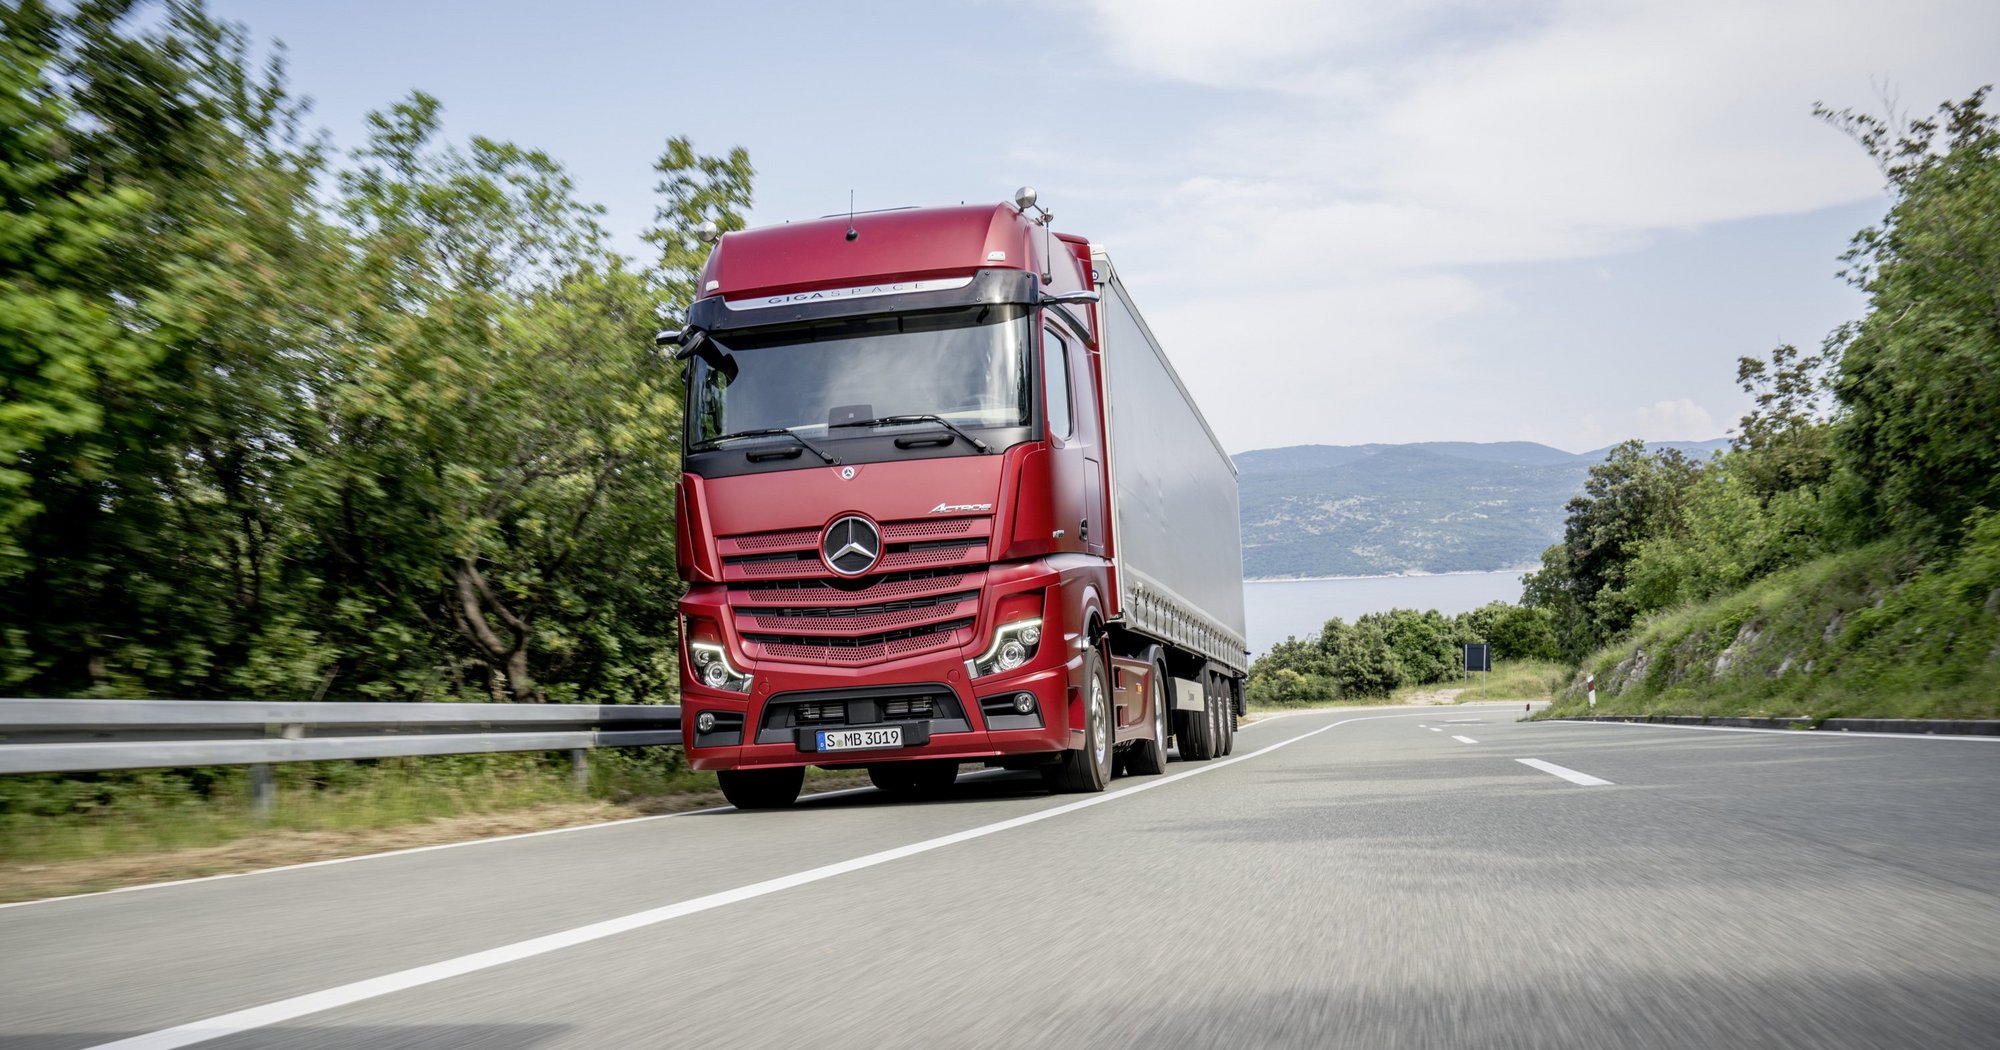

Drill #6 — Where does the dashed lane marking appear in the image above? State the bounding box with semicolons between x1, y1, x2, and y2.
1517;758;1614;786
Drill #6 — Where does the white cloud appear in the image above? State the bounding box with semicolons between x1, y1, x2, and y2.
1636;398;1720;441
1075;0;1999;276
1040;0;1993;451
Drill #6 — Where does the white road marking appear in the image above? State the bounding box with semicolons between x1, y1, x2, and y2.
0;785;880;913
13;704;1424;913
1548;720;2000;743
1517;758;1614;786
1452;735;1478;744
85;710;1419;1050
1429;727;1443;732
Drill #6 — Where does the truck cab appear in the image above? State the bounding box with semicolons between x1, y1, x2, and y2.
668;196;1244;809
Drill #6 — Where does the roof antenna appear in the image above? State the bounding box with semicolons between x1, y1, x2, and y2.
845;191;858;241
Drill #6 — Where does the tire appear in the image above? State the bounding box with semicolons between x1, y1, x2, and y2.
1043;647;1113;793
718;767;804;810
1218;682;1236;756
1125;660;1170;776
868;759;959;798
1176;683;1215;762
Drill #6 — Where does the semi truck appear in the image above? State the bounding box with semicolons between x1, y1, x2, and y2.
661;189;1247;809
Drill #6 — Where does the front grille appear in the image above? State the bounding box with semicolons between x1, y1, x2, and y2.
718;515;992;667
745;618;975;664
718;517;991;583
738;590;979;635
883;698;936;719
732;569;977;606
793;701;846;725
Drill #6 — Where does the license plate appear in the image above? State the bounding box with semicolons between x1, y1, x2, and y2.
816;726;903;752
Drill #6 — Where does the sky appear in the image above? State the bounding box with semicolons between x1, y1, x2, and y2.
207;0;1998;455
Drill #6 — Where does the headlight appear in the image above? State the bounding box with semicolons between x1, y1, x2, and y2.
685;616;753;693
969;618;1044;678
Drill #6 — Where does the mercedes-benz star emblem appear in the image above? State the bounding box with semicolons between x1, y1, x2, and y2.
821;515;882;576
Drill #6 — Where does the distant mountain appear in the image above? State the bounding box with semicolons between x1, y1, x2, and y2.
1234;438;1729;579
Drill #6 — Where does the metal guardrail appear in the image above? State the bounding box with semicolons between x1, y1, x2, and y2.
0;699;683;776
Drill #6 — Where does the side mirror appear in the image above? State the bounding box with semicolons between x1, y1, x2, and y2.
655;328;686;349
672;327;738;382
1041;290;1100;305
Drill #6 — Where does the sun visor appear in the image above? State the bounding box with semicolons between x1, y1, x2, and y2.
687;269;1039;333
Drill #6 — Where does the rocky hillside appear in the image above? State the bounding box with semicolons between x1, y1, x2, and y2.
1540;526;2000;721
1234;440;1727;578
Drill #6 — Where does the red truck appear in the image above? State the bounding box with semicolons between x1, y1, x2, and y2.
661;189;1248;809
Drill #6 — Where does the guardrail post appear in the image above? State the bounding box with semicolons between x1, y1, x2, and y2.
250;763;275;818
569;748;590;794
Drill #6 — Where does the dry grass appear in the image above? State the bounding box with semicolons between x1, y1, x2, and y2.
0;766;870;905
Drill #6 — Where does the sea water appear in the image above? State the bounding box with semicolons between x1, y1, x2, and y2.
1243;570;1530;658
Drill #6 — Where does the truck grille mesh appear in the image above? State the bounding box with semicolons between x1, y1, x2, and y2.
718;515;992;667
730;569;977;606
738;591;979;634
745;618;975;664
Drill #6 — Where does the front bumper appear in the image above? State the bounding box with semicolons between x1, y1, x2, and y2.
682;660;1074;771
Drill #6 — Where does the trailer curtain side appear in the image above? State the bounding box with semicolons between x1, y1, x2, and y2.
1093;251;1249;674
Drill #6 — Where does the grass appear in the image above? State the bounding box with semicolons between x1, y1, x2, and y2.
1537;532;2000;723
1452;660;1572;701
0;750;870;902
1246;659;1571;716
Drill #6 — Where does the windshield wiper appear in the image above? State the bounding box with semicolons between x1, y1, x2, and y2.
828;414;992;454
692;427;838;464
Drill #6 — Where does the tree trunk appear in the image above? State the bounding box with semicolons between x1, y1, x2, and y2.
450;557;543;703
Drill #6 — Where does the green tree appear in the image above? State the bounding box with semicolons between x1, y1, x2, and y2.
1361;607;1456;685
644;137;753;325
1;0;340;695
317;94;683;702
1487;605;1561;662
1521;440;1700;656
1321;616;1405;697
1820;88;2000;542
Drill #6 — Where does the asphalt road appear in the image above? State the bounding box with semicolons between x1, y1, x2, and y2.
4;704;1998;1049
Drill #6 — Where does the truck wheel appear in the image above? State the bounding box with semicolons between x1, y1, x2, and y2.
1176;691;1215;762
718;767;804;810
1125;660;1170;776
1043;648;1112;793
1218;687;1236;756
869;759;959;798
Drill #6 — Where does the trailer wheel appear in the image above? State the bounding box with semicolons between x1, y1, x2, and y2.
1043;648;1112;793
869;760;959;798
1176;686;1216;762
718;767;804;810
1218;682;1236;756
1125;660;1170;776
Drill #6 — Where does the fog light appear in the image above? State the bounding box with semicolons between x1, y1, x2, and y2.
1012;692;1035;714
696;711;717;732
702;662;730;688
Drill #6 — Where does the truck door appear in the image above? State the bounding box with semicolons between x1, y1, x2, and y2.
1041;323;1089;556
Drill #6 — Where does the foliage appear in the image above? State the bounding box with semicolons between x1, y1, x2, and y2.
1546;526;2000;721
644;136;753;327
1246;601;1554;705
1527;86;2000;719
1821;89;2000;543
0;1;754;704
1519;440;1701;656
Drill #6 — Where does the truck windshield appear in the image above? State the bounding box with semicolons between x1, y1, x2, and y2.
688;305;1031;448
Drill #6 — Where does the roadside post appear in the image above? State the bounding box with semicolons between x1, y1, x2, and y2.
1463;643;1490;696
1587;672;1597;708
